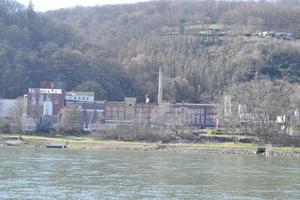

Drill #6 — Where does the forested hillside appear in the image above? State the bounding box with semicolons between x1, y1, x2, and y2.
47;0;300;103
1;0;300;103
0;0;133;100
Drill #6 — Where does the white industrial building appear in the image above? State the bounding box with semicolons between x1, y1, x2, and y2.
65;91;94;103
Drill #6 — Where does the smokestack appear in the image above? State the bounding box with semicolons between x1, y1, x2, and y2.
158;67;163;104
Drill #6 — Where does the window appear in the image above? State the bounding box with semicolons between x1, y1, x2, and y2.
200;115;205;124
205;115;215;125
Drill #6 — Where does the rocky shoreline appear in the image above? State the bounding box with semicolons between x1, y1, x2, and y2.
84;144;300;158
1;136;300;158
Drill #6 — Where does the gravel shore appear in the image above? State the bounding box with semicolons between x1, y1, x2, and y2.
1;135;300;158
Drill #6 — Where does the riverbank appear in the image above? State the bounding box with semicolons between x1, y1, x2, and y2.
1;135;300;157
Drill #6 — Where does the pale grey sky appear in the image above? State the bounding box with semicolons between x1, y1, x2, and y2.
16;0;152;12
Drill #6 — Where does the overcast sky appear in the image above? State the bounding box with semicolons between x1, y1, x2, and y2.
16;0;152;12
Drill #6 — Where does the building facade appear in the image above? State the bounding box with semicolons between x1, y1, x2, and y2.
104;97;156;126
170;103;217;129
79;101;106;131
65;91;95;103
102;98;217;130
26;88;65;117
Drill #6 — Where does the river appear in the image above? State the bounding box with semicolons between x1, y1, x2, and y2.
0;147;299;199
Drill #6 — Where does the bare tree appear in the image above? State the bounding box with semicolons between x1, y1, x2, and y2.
29;104;43;130
151;103;189;139
220;80;296;143
168;107;189;138
0;98;11;133
58;105;84;133
11;97;26;135
151;103;169;133
131;112;148;139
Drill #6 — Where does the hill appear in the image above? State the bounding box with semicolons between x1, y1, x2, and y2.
47;0;300;103
1;0;300;103
0;0;133;100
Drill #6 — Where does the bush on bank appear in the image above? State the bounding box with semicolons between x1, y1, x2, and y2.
91;127;198;143
258;133;300;147
1;124;300;147
89;127;300;147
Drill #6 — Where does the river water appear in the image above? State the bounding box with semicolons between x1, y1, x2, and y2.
0;147;299;200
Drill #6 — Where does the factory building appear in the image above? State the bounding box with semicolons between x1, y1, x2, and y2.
25;81;65;117
104;97;156;126
169;103;217;129
26;88;65;117
65;91;95;104
85;97;217;131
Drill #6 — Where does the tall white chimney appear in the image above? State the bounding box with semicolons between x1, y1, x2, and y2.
158;67;163;104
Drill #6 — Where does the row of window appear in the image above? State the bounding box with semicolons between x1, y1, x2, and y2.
31;99;60;105
68;96;91;101
31;94;61;102
105;111;216;125
170;108;216;114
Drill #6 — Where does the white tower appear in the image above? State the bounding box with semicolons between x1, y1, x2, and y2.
158;67;163;104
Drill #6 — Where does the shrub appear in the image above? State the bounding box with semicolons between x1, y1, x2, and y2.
259;133;300;147
0;119;11;134
207;129;227;135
